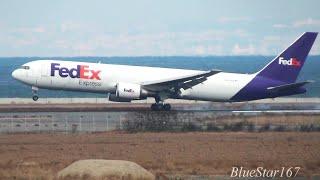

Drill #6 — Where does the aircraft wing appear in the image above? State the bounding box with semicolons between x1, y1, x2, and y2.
141;69;221;92
267;80;314;93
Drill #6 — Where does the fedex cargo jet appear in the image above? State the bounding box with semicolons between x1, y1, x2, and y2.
12;32;318;110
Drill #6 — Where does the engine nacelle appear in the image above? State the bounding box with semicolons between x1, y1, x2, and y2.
108;94;132;102
116;82;141;99
108;82;148;102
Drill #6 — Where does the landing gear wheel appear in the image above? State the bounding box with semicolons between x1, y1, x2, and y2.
151;103;156;110
32;95;39;101
151;103;162;111
163;104;171;111
150;103;171;111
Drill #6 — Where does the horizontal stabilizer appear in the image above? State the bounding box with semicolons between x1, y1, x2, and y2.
267;80;314;93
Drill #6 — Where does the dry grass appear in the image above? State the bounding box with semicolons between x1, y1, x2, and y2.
0;160;54;179
211;114;320;126
0;132;319;179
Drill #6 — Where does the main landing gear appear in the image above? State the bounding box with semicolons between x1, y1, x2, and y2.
32;86;39;101
150;96;171;111
151;103;171;111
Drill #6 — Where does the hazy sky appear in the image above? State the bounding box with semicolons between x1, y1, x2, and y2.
0;0;319;56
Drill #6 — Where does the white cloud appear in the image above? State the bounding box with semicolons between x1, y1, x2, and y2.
33;27;46;33
72;43;95;56
15;38;37;46
60;22;85;33
232;44;255;55
273;24;288;28
310;40;320;55
192;45;223;55
258;34;320;55
217;17;251;23
4;22;318;56
257;35;285;55
69;30;230;56
262;36;281;42
273;18;320;29
194;46;205;55
234;29;250;37
14;26;46;33
293;18;320;27
54;40;69;49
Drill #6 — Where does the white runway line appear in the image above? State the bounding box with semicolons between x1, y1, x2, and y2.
232;110;320;113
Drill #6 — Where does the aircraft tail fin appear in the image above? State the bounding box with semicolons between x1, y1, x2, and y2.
256;32;317;83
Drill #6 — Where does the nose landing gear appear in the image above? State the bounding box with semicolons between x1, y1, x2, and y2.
32;86;39;101
32;95;39;101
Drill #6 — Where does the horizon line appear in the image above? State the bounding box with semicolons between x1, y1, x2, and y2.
0;55;320;58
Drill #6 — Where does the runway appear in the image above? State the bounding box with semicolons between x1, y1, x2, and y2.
0;97;319;133
0;97;320;112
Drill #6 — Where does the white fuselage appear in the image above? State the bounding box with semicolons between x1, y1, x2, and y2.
12;60;256;102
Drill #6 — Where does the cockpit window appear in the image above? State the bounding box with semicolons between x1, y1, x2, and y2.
20;66;30;70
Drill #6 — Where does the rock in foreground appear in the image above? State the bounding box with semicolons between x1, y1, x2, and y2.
57;159;155;180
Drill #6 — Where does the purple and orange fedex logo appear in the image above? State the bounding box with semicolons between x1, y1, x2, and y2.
51;63;101;80
278;57;301;67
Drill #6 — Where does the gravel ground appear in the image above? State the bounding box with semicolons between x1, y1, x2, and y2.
0;132;319;178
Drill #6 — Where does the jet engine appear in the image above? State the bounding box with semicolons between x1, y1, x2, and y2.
108;82;148;102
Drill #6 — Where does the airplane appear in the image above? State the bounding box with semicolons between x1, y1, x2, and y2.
12;32;318;110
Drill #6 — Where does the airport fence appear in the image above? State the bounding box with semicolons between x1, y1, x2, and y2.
0;111;320;134
0;112;124;134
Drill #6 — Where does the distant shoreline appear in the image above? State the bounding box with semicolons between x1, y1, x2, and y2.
0;55;319;59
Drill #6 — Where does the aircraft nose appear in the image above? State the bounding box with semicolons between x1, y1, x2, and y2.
12;69;19;80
